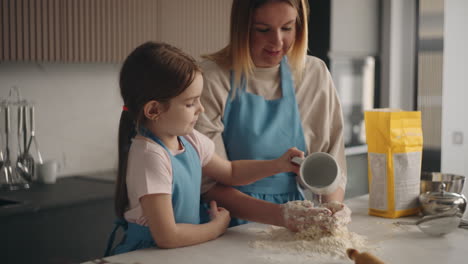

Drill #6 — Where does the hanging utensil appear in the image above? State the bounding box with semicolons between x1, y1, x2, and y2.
0;106;12;185
16;105;35;182
0;105;29;190
1;106;13;183
17;106;23;155
0;138;4;170
0;106;6;170
23;105;36;178
23;104;28;156
26;105;42;164
15;105;31;182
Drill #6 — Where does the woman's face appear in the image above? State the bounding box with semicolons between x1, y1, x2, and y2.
249;1;298;68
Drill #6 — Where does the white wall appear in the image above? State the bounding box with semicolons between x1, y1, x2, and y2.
442;0;468;199
330;0;379;56
158;0;231;60
0;63;122;177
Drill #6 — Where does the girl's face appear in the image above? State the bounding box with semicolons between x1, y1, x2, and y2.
249;1;298;68
156;73;204;137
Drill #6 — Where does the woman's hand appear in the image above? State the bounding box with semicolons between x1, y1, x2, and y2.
275;147;304;175
280;200;332;232
208;200;231;235
322;201;352;226
280;200;352;233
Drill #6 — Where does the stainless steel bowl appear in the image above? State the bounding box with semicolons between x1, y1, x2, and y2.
420;172;465;194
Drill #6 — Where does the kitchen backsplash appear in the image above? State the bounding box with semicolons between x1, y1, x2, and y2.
0;63;121;177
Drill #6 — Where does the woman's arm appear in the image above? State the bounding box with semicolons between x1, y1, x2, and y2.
322;186;345;202
321;67;346;203
141;193;230;249
297;57;347;203
202;149;303;186
202;184;286;226
202;184;336;231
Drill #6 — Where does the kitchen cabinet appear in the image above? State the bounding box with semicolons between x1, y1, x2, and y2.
0;0;159;62
0;175;119;264
0;0;232;62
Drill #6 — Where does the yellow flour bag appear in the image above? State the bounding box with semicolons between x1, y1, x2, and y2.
364;109;423;218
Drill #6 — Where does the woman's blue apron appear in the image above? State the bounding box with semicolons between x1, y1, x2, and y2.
222;57;307;226
105;127;202;255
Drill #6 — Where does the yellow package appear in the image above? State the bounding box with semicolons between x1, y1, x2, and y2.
364;109;423;218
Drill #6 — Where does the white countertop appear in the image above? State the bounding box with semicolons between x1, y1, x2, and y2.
84;195;468;264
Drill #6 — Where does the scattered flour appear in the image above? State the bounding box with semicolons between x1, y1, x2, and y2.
250;201;372;262
250;225;369;259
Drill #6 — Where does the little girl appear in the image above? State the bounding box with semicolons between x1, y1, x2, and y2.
105;41;311;255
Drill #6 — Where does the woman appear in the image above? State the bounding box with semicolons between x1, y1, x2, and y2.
195;0;347;226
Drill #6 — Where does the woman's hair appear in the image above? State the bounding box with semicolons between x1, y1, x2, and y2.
203;0;309;89
115;41;200;218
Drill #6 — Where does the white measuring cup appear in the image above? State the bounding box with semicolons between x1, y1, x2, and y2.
291;152;340;195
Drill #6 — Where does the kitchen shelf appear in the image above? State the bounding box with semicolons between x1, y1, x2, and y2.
345;145;368;156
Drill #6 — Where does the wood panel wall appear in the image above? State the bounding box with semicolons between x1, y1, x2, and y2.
418;51;443;148
158;0;231;60
0;0;160;62
0;0;232;63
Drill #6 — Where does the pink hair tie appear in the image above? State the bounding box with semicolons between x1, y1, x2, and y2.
122;106;129;111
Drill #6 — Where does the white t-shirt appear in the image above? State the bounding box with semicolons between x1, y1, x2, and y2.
124;129;215;226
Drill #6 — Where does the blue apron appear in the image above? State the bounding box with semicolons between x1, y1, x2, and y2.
223;57;307;226
105;127;202;255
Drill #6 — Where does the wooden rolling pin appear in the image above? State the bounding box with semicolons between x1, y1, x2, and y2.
347;248;385;264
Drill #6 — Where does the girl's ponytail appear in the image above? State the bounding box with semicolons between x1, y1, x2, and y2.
115;109;135;218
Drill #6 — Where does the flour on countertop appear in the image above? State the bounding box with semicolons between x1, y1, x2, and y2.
250;201;372;261
250;225;369;259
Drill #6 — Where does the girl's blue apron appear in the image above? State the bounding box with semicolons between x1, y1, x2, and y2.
105;127;202;255
222;57;307;226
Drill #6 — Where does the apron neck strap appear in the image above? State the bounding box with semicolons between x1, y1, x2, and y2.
139;126;184;155
229;56;295;98
280;56;295;98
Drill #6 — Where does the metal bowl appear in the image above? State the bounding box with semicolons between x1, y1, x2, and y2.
419;186;467;216
420;172;465;194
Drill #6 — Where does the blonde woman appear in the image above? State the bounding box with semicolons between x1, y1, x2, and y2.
196;0;348;227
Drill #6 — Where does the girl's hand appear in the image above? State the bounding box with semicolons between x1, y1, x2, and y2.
208;200;230;234
276;147;304;175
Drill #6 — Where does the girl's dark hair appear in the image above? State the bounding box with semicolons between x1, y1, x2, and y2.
115;41;200;218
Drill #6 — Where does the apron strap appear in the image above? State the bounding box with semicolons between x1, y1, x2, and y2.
104;218;128;257
280;57;294;99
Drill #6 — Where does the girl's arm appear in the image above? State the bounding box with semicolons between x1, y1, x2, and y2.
141;193;230;249
202;148;303;186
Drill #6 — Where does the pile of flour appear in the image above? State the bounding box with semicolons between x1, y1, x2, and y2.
249;201;370;260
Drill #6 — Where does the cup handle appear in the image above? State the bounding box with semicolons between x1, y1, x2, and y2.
291;157;304;166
